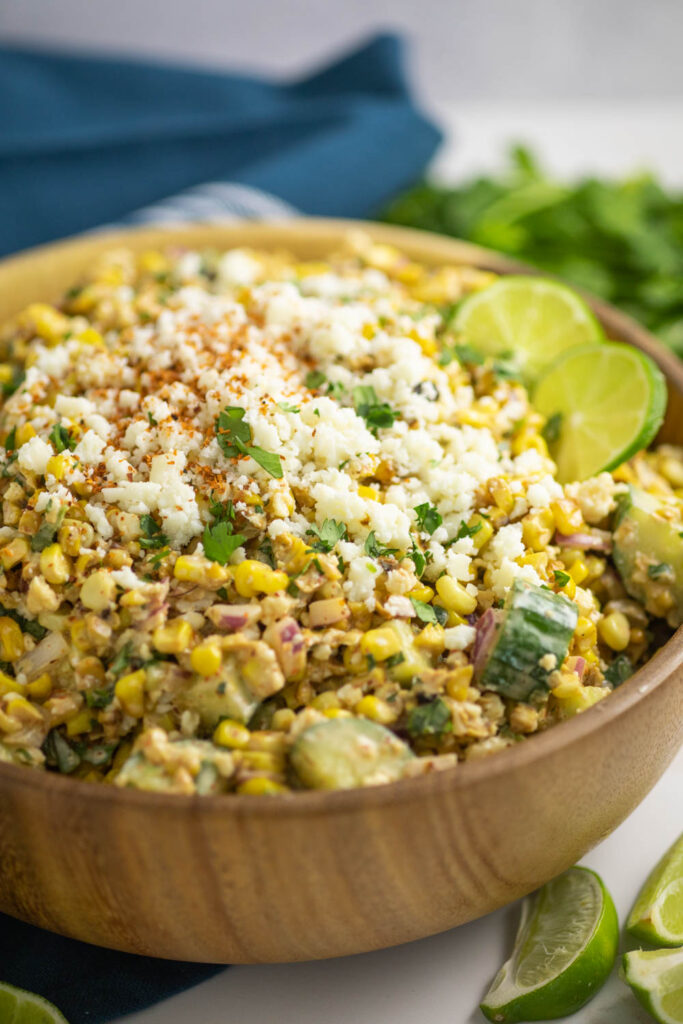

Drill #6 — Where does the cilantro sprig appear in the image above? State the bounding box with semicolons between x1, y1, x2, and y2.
352;386;400;435
139;514;168;550
306;518;347;553
48;422;76;453
410;597;448;626
414;502;442;535
203;521;245;565
364;531;398;558
215;406;283;478
407;698;453;738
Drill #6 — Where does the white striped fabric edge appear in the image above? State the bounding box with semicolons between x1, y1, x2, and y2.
120;181;298;226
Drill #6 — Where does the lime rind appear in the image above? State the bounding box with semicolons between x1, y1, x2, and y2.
454;275;604;378
0;982;69;1024
480;867;618;1022
623;947;683;1024
532;341;667;483
628;833;683;947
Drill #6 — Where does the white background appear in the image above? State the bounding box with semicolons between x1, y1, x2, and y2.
1;4;681;1022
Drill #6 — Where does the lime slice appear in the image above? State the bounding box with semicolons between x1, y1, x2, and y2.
623;948;683;1024
453;276;604;378
480;866;618;1022
533;341;667;483
0;982;69;1024
628;833;683;947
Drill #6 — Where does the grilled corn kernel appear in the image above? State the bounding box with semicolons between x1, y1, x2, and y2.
0;617;24;662
584;555;606;582
550;499;584;536
569;559;589;585
70;620;91;652
233;560;288;597
58;520;82;556
0;670;24;698
114;669;146;717
6;695;43;722
522;508;555;551
173;554;230;586
18;508;41;535
446;665;474;701
0;537;29;570
271;708;296;731
489;477;514;514
435;576;477;615
357;484;381;501
354;694;397;725
15;423;37;446
241;657;266;690
46;454;72;481
556;685;608;716
598;611;630;652
360;626;402;661
240;750;286;773
78;327;105;347
26;673;52;700
414;623;445;654
152;618;194;654
190;642;222;677
468;514;493;551
557;574;576;599
40;543;71;585
343;646;367;675
407;583;434;603
22;303;69;344
66;708;94;737
80;570;116;612
575;616;597;641
213;718;251;749
310;692;340;711
511;429;548;457
237;777;289;796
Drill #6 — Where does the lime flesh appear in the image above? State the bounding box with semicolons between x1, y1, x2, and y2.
480;866;618;1022
533;341;667;483
0;983;69;1024
453;275;604;379
628;833;683;947
623;947;683;1024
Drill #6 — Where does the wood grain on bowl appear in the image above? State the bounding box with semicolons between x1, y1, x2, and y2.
0;221;681;963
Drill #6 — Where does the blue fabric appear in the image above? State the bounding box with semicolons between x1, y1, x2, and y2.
0;34;442;256
0;34;441;1023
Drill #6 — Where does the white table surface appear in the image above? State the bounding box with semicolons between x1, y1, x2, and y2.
117;103;683;1024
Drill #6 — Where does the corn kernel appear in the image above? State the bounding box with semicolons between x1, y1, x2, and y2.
569;559;589;585
598;612;630;652
66;708;94;736
0;537;29;570
360;626;402;662
468;514;493;551
556;685;608;716
323;707;351;719
26;673;52;700
432;598;466;627
310;692;340;711
354;694;397;725
46;454;71;481
0;365;13;386
0;617;24;661
271;708;296;731
576;616;597;641
343;646;367;675
446;665;474;701
558;574;576;599
6;696;43;722
114;669;146;717
173;554;230;586
584;555;606;582
190;642;222;677
80;570;116;611
240;750;286;773
414;623;445;654
522;509;555;551
213;718;251;749
0;670;24;697
512;430;549;457
435;576;477;615
551;499;584;536
357;484;381;501
77;327;105;347
407;583;434;603
70;620;91;652
233;560;288;598
21;303;69;345
15;423;36;446
40;543;71;585
152;618;194;654
138;250;169;275
489;477;514;514
236;777;289;796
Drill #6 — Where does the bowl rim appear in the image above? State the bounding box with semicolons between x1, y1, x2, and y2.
0;217;681;818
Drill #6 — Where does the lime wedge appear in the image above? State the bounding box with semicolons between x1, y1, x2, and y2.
0;982;69;1024
628;833;683;947
453;276;604;378
533;341;667;483
480;866;618;1022
623;948;683;1024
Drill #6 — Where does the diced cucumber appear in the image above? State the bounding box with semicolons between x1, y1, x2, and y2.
291;717;415;790
179;662;260;727
477;579;578;700
613;486;683;625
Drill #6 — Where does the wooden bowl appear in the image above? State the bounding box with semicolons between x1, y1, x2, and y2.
0;221;681;964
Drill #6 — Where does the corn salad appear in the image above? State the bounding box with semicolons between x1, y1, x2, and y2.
0;237;679;794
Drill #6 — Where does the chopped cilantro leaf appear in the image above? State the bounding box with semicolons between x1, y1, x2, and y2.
306;518;347;553
410;597;447;625
203;521;246;565
247;445;283;478
4;427;16;453
305;370;327;389
542;412;563;444
604;654;633;687
352;385;400;435
553;569;571;587
277;400;300;413
215;406;283;478
147;411;158;426
139;514;168;550
110;641;133;677
407;698;452;737
414;502;442;535
209;497;234;523
364;531;398;558
407;542;426;578
85;686;115;709
31;506;66;551
648;562;671;578
439;343;484;367
2;367;25;398
48;422;76;453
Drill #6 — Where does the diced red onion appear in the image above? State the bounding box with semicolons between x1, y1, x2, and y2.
555;530;612;552
472;608;502;677
264;616;306;679
566;655;586;681
206;604;261;631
